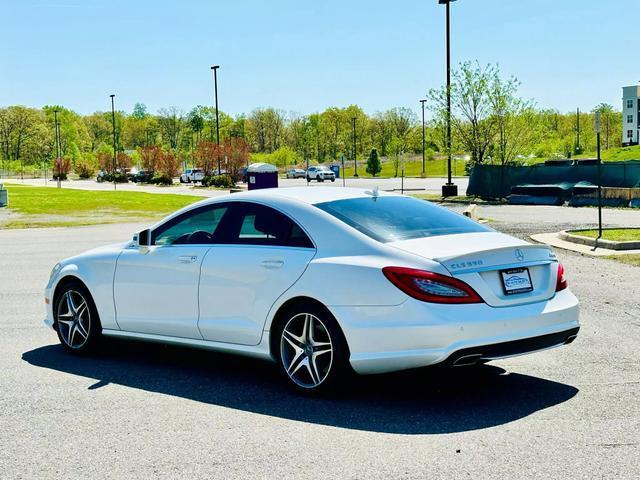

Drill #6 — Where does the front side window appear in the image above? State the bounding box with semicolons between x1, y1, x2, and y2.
316;196;491;243
628;130;634;139
627;99;634;109
152;205;229;245
628;115;634;123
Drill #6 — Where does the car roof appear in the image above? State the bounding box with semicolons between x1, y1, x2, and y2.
207;187;395;206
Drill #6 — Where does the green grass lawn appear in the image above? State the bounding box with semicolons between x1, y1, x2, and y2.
571;228;640;242
606;254;640;267
577;145;640;161
341;157;467;178
2;184;202;228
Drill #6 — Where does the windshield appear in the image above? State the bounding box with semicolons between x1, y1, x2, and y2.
315;196;491;243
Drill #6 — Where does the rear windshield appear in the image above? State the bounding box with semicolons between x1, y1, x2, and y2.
315;196;491;243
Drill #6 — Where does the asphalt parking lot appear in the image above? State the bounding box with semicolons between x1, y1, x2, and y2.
1;208;639;479
9;176;471;197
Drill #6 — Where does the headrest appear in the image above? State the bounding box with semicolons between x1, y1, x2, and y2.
254;211;285;238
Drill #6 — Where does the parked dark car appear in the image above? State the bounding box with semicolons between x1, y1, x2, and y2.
131;170;154;183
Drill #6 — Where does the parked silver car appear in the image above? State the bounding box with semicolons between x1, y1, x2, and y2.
286;168;306;179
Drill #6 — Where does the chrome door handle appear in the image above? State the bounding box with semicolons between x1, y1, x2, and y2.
178;255;198;263
261;259;284;269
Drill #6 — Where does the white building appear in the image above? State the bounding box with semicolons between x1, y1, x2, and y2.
622;85;640;146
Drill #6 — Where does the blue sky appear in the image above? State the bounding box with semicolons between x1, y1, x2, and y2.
0;0;636;117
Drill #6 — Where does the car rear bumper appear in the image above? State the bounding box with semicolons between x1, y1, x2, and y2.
442;326;579;366
329;288;580;375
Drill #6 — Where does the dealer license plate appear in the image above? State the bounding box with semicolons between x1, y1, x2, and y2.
500;267;533;295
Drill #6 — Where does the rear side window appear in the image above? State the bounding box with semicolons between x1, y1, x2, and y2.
221;203;314;248
315;196;491;243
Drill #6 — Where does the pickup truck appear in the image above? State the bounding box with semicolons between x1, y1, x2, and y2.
179;168;205;183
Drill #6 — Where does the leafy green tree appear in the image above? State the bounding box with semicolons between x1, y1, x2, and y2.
157;107;184;149
65;142;83;166
489;73;540;165
132;102;148;119
366;148;381;176
83;112;112;151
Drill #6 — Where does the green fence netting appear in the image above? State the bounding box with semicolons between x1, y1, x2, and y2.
467;161;640;198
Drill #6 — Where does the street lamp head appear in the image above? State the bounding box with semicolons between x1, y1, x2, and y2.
110;94;115;98
211;65;220;70
438;0;457;4
420;99;427;104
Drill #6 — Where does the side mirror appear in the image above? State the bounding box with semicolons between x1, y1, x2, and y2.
134;229;150;247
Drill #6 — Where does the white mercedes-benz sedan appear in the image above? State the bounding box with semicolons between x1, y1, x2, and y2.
44;187;580;392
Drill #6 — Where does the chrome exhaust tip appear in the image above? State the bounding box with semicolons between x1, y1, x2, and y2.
453;353;484;367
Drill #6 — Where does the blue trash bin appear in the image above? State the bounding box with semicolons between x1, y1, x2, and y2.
330;164;340;178
247;163;279;190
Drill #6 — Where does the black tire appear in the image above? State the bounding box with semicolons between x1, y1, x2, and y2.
306;175;311;182
274;301;350;394
53;279;102;354
318;177;325;182
331;178;335;182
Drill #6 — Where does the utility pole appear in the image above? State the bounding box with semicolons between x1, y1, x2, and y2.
401;152;405;195
54;109;61;188
420;99;427;177
439;0;458;197
306;152;310;186
211;65;221;174
576;107;581;154
110;94;117;191
595;112;603;239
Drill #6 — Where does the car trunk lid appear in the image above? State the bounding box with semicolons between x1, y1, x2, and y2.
388;232;558;307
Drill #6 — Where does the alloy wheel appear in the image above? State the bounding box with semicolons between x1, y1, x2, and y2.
56;290;91;349
280;313;333;389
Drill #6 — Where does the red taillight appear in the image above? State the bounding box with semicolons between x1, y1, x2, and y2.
555;263;567;292
382;267;483;304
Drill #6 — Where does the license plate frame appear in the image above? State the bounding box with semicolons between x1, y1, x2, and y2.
500;267;533;295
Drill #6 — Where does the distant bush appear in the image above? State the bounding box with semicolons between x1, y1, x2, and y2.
74;157;97;179
202;175;234;188
148;173;173;185
52;157;71;180
99;171;128;183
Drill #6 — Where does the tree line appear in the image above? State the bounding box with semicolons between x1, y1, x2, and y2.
0;62;625;179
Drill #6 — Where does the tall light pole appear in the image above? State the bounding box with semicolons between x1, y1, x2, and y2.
110;94;117;191
352;117;358;177
211;65;221;174
439;0;458;197
420;99;427;176
54;109;61;188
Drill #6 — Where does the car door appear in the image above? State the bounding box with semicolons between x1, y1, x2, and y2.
198;202;316;345
113;203;230;338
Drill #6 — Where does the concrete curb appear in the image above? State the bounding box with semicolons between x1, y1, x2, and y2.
559;229;640;251
530;232;640;257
